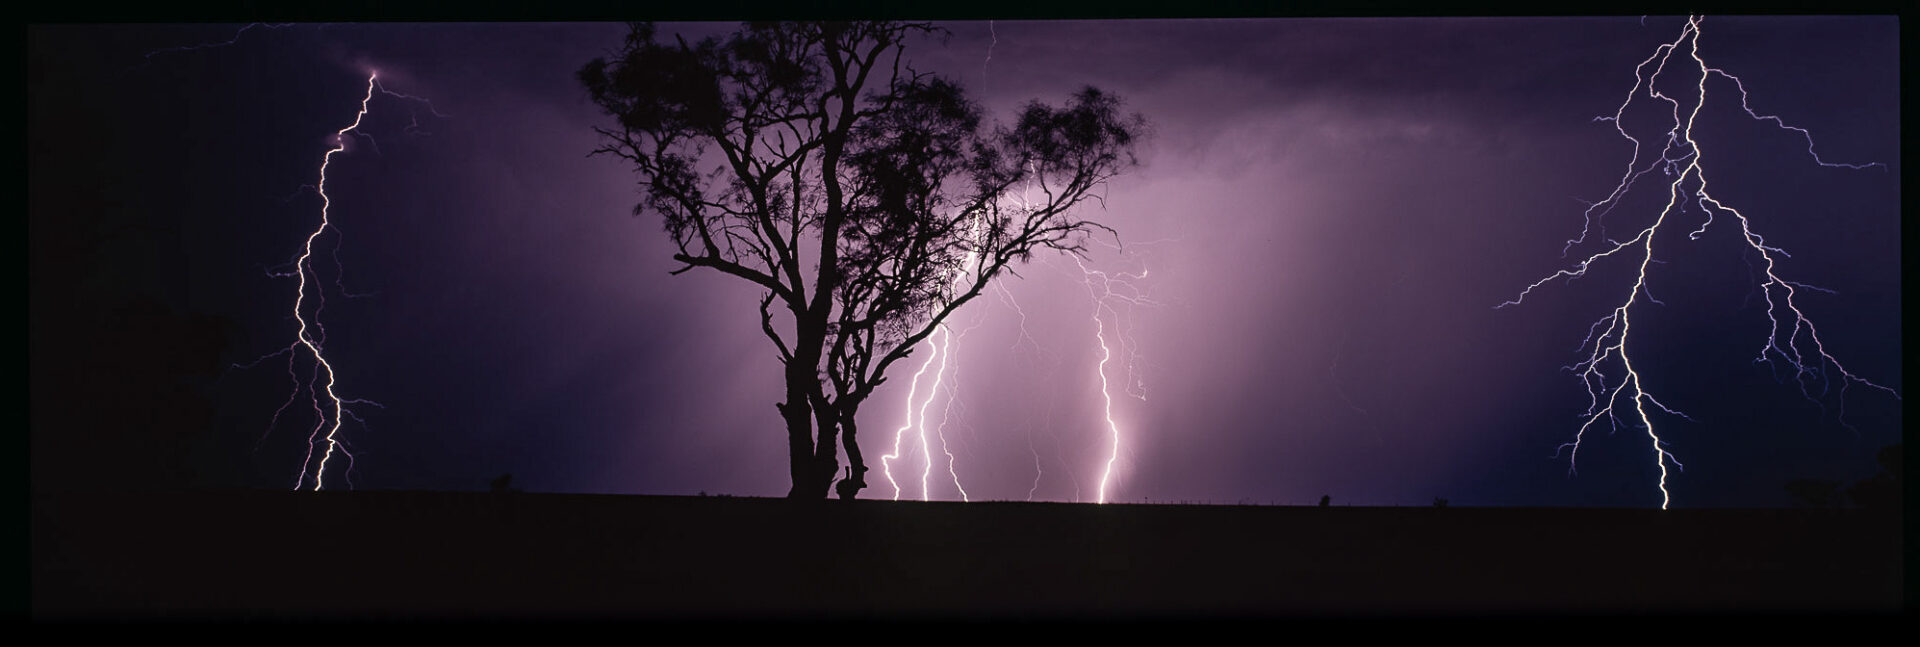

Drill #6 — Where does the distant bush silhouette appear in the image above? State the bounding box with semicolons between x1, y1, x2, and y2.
1784;479;1841;508
1432;497;1449;509
1319;495;1331;508
1784;444;1901;510
1843;444;1901;511
489;473;517;494
32;294;234;490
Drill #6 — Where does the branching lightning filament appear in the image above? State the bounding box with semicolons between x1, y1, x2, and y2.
1501;16;1898;509
232;71;443;490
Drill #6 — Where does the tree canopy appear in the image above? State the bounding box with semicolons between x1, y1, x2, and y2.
582;21;1146;498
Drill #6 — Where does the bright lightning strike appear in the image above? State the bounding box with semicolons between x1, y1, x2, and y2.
873;28;1165;504
1068;247;1161;504
878;218;992;502
227;70;444;490
288;73;383;491
880;328;943;501
141;25;450;490
931;313;994;503
1081;258;1124;505
1501;16;1898;509
878;323;976;502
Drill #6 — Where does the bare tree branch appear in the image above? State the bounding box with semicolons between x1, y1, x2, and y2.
583;22;1145;499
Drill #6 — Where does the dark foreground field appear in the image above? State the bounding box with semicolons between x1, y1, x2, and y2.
31;491;1903;618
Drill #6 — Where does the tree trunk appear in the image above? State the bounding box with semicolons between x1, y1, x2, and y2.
836;407;868;500
804;394;841;499
779;358;818;499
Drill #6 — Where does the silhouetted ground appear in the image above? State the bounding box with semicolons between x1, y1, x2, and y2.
31;491;1902;619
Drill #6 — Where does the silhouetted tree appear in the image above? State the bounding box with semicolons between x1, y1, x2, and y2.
1843;444;1900;511
30;195;235;491
582;22;1145;498
32;42;239;492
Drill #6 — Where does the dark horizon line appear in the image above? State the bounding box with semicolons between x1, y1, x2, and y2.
36;487;1879;511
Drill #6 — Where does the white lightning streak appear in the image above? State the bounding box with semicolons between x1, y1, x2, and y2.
292;73;380;491
1506;16;1897;508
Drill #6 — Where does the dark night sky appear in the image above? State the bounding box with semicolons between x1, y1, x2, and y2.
28;16;1900;507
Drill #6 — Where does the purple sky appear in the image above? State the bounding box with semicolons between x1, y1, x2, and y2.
29;17;1900;506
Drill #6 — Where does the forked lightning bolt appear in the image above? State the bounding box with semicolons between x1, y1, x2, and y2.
1069;249;1160;504
932;314;992;502
233;71;443;490
880;328;946;501
1501;16;1898;509
878;217;989;502
138;25;448;489
289;73;382;491
879;29;1168;504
